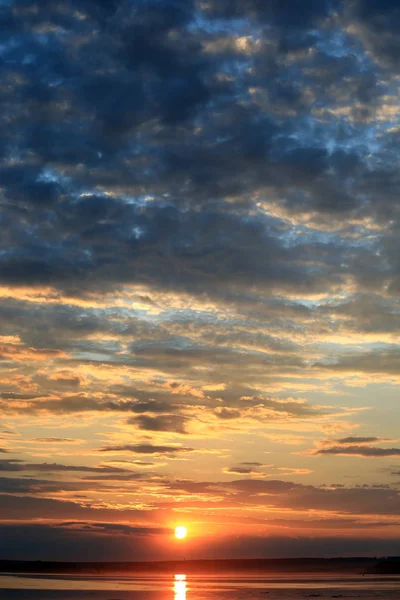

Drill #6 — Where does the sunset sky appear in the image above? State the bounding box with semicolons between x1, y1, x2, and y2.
1;0;400;561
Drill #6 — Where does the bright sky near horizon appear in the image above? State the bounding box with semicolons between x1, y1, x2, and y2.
0;0;400;561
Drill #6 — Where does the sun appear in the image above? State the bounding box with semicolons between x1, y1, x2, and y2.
174;525;187;539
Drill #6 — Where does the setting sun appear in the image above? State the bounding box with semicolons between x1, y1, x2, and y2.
174;526;187;540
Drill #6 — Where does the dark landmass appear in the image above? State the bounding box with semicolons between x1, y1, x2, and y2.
1;557;398;575
366;557;400;574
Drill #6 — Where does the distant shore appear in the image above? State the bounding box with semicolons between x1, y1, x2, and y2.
1;557;399;575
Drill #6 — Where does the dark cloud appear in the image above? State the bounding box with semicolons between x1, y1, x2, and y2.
168;478;400;516
0;392;44;401
315;446;400;457
0;0;391;303
315;348;400;375
128;414;189;434
214;407;242;420
225;466;261;475
225;479;301;495
128;400;178;414
350;0;400;68
264;517;400;530
58;522;168;536
336;437;386;445
32;438;78;443
0;476;80;495
319;295;400;335
99;444;194;455
0;494;152;523
0;201;342;298
0;459;137;475
0;468;145;494
202;0;336;32
0;394;175;415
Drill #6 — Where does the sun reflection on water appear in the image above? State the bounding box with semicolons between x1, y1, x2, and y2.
174;574;187;600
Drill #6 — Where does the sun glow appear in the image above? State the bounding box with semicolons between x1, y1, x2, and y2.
174;525;187;539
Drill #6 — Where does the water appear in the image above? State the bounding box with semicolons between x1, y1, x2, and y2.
0;573;399;600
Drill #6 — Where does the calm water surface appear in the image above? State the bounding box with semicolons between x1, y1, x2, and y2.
0;573;399;600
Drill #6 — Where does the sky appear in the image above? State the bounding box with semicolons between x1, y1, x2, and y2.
0;0;400;562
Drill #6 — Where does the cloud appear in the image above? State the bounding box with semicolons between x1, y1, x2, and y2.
214;407;242;420
315;348;400;376
224;465;262;475
0;476;84;495
0;459;143;477
349;0;400;69
0;0;387;304
32;438;80;443
313;436;394;452
222;462;311;476
127;414;189;434
0;493;154;523
103;459;162;469
335;437;387;445
99;444;194;455
315;446;400;457
0;344;67;362
203;0;337;34
167;477;400;516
